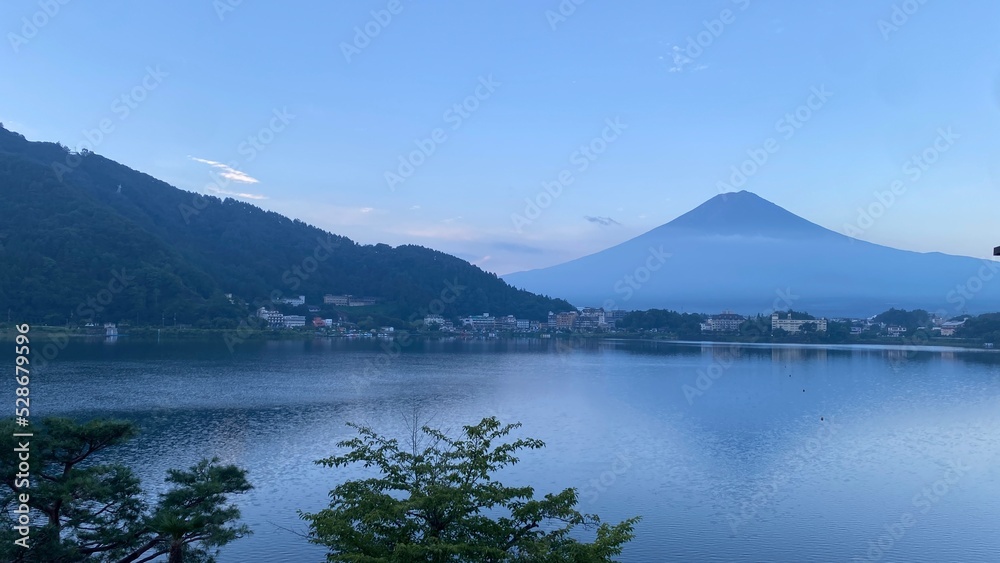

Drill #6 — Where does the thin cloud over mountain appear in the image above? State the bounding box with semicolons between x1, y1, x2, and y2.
584;216;621;226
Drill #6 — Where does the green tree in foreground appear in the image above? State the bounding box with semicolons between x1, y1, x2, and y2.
302;417;639;562
0;418;252;563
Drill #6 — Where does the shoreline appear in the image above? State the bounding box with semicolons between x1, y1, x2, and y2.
2;326;994;352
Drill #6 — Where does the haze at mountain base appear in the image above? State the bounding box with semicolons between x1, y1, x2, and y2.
503;191;1000;317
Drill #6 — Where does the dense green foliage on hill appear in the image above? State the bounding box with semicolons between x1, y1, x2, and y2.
776;309;817;320
874;308;930;330
958;313;1000;342
0;126;571;326
616;309;704;339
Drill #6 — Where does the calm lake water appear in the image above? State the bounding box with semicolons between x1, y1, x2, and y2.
10;337;1000;562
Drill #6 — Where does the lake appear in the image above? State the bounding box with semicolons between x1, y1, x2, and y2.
11;337;1000;562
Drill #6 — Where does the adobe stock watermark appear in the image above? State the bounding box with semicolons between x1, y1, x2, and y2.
51;66;169;182
681;287;799;404
580;451;633;506
552;245;670;361
180;107;295;223
610;246;672;303
727;415;841;534
878;0;931;41
851;458;970;562
75;269;136;324
545;0;587;31
7;0;72;53
32;269;135;373
946;259;1000;311
224;233;340;353
887;258;998;373
842;127;958;239
716;85;833;195
339;0;409;63
667;0;751;73
213;0;246;21
348;279;466;393
384;75;500;191
511;117;627;233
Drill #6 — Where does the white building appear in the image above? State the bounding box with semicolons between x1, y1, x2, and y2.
424;315;446;326
461;313;496;331
886;325;907;337
279;295;306;306
938;320;965;337
283;315;306;328
576;308;606;330
257;307;285;328
701;311;745;332
771;313;827;334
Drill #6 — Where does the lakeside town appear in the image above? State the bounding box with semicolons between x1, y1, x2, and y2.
234;293;997;347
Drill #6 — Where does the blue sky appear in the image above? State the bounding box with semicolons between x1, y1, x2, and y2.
3;0;999;274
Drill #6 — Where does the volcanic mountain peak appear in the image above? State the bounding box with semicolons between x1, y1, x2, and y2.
658;191;834;238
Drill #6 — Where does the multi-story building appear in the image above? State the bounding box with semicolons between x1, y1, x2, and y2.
771;313;827;334
257;307;285;329
283;315;306;328
701;310;745;333
279;295;306;306
603;309;628;328
547;311;579;330
496;315;518;331
515;318;530;331
576;308;606;330
324;294;350;306
938;320;965;337
424;315;446;326
461;313;496;331
323;294;377;306
421;316;455;331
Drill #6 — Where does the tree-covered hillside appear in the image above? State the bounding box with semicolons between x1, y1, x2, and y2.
0;126;572;326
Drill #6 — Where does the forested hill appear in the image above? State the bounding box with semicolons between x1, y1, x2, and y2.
0;125;572;327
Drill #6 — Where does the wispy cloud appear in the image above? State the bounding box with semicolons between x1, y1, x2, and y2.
668;46;689;72
584;215;621;226
404;225;478;241
189;156;260;184
208;187;268;200
666;46;708;73
490;241;546;255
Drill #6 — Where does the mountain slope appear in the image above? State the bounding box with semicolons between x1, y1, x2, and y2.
0;126;571;325
503;191;1000;317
